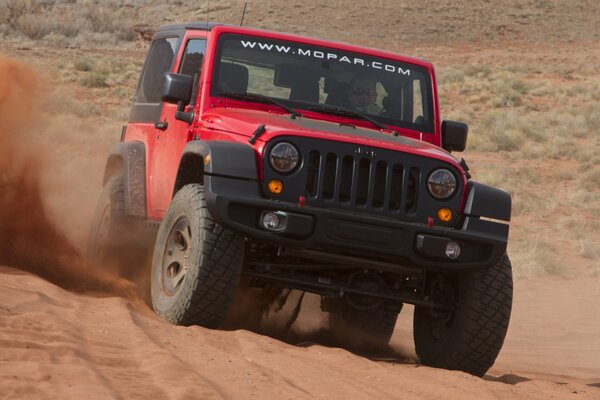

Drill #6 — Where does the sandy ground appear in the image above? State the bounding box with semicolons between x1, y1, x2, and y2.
1;266;598;400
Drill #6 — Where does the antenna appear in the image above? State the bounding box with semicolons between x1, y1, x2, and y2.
240;2;247;26
206;0;209;25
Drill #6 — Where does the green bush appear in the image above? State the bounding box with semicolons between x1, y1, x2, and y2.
74;59;93;72
80;72;108;88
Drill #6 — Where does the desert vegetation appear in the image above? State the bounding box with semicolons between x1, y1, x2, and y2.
437;54;599;277
0;0;135;45
0;0;598;279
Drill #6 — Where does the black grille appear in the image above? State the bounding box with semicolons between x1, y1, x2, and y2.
262;137;462;225
305;151;420;214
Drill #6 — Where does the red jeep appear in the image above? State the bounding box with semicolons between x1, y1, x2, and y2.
89;23;513;376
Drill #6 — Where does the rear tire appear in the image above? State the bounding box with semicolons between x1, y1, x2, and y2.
151;184;244;328
329;301;402;350
87;176;129;264
413;254;513;377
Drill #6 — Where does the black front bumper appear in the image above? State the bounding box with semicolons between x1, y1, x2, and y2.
204;175;509;272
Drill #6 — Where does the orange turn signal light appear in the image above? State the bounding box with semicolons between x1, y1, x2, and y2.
268;179;283;194
437;207;453;222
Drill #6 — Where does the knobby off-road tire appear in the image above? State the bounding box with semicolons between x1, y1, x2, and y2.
151;184;244;328
414;254;513;377
87;176;130;264
329;301;402;350
88;175;152;281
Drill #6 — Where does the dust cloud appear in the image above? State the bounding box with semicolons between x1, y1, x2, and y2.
226;281;410;361
0;55;140;302
0;55;318;336
0;56;407;361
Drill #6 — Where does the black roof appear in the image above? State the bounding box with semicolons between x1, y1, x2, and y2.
156;22;228;33
153;22;232;39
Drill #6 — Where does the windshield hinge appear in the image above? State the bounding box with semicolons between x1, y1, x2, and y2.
459;158;472;179
249;124;266;144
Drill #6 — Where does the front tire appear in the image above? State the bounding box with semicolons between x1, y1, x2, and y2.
151;184;244;328
414;254;513;377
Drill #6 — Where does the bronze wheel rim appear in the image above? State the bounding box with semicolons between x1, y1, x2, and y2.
162;216;192;296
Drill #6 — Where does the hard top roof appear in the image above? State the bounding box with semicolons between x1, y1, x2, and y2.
155;22;432;68
156;22;228;32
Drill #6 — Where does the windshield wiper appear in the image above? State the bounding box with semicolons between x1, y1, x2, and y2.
217;91;302;118
307;105;386;130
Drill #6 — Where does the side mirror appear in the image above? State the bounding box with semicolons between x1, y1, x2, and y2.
162;73;194;124
442;120;468;152
162;73;192;104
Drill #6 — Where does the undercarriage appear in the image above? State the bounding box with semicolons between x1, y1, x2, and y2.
243;241;454;314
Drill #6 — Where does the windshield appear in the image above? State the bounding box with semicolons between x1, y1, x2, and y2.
211;34;434;133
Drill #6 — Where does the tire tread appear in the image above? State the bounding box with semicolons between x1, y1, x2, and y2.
414;255;513;376
153;184;243;329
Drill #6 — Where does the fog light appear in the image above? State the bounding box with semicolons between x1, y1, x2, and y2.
261;211;288;232
262;212;279;230
437;207;453;222
268;179;283;194
445;242;461;259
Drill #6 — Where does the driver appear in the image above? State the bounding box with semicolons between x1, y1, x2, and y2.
347;76;382;114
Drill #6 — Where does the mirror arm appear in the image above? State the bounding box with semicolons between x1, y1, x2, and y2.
175;101;194;125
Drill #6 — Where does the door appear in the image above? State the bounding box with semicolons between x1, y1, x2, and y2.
149;34;208;215
126;35;181;217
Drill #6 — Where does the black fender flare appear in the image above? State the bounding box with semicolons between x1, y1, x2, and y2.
463;181;511;221
461;181;511;239
172;140;258;196
103;141;147;217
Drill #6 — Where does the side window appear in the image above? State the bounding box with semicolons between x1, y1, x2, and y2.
412;79;424;122
375;82;388;109
178;39;207;105
136;37;178;103
179;39;206;77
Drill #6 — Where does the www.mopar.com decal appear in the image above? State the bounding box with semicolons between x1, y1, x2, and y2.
239;40;412;76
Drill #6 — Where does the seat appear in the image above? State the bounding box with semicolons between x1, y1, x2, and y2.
324;77;350;108
382;95;402;118
290;75;319;103
217;63;249;93
274;64;320;103
290;80;319;103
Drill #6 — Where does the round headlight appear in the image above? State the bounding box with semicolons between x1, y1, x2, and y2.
269;142;299;173
427;169;457;199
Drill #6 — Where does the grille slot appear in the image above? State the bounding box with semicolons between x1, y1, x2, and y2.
305;151;320;198
372;161;387;208
388;164;404;210
339;155;354;203
356;158;370;206
322;153;338;200
406;167;420;213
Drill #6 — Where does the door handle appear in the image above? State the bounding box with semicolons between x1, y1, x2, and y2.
154;120;168;131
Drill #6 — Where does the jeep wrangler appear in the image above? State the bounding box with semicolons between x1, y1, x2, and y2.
89;23;512;377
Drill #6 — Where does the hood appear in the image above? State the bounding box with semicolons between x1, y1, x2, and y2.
202;107;459;166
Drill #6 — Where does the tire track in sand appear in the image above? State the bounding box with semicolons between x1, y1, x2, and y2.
76;299;230;400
